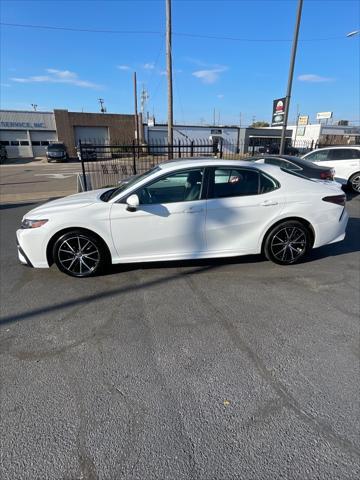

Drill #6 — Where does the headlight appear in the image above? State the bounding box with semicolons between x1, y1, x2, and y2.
21;219;48;229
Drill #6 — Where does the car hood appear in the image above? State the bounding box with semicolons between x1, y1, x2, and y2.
24;188;111;218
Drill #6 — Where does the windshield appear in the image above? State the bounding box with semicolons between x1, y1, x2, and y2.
105;166;161;201
48;144;65;151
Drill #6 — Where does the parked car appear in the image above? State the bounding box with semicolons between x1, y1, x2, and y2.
46;143;68;162
0;144;8;163
17;159;348;277
252;155;337;183
302;146;360;192
259;143;299;156
76;144;97;161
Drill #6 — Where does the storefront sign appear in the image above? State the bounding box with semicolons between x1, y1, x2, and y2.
271;98;286;126
298;115;309;126
0;121;46;129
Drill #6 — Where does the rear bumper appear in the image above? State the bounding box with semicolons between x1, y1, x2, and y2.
313;208;349;248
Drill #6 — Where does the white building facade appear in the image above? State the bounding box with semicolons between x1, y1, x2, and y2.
0;110;57;158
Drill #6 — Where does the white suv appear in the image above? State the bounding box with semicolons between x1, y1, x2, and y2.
303;146;360;192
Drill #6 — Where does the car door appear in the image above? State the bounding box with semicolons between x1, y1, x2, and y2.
323;149;360;182
109;167;207;261
205;167;284;255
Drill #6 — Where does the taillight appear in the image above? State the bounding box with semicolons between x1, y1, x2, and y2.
322;195;346;206
320;170;334;180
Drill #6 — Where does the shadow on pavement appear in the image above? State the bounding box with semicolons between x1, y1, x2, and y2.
0;263;221;326
0;202;39;210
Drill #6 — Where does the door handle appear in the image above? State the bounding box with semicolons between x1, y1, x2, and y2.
183;207;203;213
260;200;278;206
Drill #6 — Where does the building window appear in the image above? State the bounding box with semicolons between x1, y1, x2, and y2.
20;140;30;146
31;141;41;146
0;141;10;146
10;140;20;146
41;141;49;146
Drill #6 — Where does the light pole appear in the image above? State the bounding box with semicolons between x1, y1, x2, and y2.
279;0;303;155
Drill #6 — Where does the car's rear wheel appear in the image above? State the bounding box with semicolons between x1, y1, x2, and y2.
53;231;107;277
349;172;360;193
264;221;311;265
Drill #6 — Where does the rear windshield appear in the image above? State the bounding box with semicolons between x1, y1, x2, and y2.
280;168;315;181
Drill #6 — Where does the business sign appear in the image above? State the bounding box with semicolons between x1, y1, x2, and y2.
0;111;56;130
271;98;286;126
316;111;332;120
298;115;309;126
0;121;46;129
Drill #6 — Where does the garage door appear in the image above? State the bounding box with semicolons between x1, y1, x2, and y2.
0;130;32;158
31;130;58;157
74;126;109;146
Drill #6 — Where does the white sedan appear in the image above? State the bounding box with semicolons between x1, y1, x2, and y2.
17;159;348;277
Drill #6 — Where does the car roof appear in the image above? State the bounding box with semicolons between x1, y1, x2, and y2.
306;145;360;151
158;157;263;170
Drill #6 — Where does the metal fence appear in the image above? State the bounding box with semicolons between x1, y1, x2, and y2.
77;138;340;191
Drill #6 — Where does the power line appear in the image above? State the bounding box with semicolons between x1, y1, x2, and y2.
0;22;351;42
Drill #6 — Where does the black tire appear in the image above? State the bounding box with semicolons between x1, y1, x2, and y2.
348;172;360;193
53;230;108;277
264;221;311;265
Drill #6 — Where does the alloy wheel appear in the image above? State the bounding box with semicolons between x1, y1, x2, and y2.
270;227;307;263
350;174;360;193
57;236;100;276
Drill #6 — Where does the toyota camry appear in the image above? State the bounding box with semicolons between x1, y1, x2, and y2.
17;159;348;277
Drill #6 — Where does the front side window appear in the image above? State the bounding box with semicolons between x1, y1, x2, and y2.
136;168;204;204
209;168;260;198
305;150;329;162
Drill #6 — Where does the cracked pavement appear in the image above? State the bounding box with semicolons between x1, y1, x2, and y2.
0;195;359;479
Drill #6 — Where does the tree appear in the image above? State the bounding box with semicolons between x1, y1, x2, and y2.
251;121;270;127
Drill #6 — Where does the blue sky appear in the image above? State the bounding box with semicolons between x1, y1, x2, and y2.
1;0;359;126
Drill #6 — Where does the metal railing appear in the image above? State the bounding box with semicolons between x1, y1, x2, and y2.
77;138;343;191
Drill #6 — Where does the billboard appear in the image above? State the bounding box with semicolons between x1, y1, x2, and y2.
272;98;286;126
316;111;332;120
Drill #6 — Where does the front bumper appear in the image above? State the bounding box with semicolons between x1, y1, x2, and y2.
16;240;33;267
16;229;50;268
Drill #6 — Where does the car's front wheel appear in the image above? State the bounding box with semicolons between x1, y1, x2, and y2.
349;172;360;193
53;230;108;277
264;221;311;265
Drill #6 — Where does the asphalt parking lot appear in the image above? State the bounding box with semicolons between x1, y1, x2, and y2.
0;194;359;480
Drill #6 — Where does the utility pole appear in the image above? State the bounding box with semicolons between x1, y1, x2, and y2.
166;0;174;158
213;108;216;126
279;0;303;154
133;72;140;145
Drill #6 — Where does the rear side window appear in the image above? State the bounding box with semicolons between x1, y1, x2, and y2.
260;173;280;193
328;148;360;160
209;168;260;198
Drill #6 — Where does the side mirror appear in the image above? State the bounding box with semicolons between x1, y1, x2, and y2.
126;194;140;212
